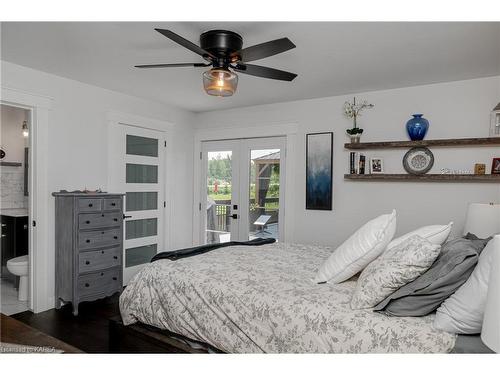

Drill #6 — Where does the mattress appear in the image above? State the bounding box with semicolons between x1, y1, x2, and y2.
120;242;457;353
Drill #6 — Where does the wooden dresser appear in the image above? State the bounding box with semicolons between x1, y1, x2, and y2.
53;192;124;315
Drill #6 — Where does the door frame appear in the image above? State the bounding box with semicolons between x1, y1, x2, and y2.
193;122;298;245
1;86;52;313
107;111;173;278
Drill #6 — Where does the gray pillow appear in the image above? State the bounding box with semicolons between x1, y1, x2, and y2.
373;236;491;316
463;232;489;241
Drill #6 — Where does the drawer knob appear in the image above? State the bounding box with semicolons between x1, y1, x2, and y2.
102;214;105;217
85;283;90;287
88;203;93;207
113;256;118;259
85;260;90;265
101;250;104;254
113;218;118;222
101;272;104;276
86;220;90;224
86;239;90;243
112;277;117;281
114;236;118;239
111;203;116;206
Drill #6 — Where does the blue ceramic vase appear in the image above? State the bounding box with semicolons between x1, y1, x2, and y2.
406;114;429;141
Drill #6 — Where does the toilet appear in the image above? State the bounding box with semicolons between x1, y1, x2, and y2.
6;255;29;301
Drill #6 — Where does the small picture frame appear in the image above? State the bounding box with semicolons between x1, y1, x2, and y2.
474;163;486;175
492;158;500;175
370;157;384;174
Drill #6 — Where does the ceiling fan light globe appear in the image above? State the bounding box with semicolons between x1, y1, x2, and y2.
203;68;238;97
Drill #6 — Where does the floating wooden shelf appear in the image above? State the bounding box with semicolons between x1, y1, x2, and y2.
344;137;500;150
344;174;500;182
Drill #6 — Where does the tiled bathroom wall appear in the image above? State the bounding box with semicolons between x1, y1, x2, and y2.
0;165;28;209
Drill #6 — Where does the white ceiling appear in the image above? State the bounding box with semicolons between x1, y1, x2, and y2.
1;22;499;113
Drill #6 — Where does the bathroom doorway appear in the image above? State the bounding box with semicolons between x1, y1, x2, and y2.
0;104;31;315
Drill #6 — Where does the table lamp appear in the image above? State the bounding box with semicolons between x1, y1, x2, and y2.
481;240;500;353
463;203;500;238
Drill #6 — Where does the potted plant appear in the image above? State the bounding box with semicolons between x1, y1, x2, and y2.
343;97;374;143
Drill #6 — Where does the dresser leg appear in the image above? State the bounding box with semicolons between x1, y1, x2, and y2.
55;298;64;310
72;303;79;316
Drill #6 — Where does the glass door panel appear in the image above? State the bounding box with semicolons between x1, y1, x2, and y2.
205;150;234;244
248;149;281;241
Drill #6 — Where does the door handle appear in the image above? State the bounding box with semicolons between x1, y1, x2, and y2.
123;215;132;219
231;214;238;219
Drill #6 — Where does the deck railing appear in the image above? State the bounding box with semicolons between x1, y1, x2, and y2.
209;198;279;233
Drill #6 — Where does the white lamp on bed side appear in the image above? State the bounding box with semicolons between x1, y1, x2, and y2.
463;203;500;238
481;238;500;353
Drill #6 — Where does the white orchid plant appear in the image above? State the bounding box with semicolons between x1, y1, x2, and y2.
344;97;374;135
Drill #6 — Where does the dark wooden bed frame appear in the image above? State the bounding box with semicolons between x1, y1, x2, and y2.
108;316;224;353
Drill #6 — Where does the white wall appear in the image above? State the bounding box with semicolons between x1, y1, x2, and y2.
1;61;195;309
195;76;500;247
0;104;29;209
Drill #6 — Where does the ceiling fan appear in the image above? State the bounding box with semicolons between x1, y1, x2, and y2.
135;29;298;97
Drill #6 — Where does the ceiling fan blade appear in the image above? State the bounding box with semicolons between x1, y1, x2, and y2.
235;38;296;62
135;63;210;69
155;29;215;59
233;64;297;81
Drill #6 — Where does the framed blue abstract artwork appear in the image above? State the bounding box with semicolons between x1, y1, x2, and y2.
306;132;333;210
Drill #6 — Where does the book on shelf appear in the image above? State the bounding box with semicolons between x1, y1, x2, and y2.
349;152;366;174
359;154;366;174
350;152;356;174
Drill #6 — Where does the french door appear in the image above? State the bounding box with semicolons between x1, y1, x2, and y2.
200;137;286;244
109;124;166;284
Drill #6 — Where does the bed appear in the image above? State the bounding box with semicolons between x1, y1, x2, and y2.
120;242;459;353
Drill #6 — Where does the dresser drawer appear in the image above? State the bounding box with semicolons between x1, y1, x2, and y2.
78;247;121;273
78;212;122;230
78;228;121;250
104;198;122;211
78;198;102;212
77;268;121;298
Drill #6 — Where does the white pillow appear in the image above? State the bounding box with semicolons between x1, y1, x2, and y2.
388;222;453;249
351;235;441;309
433;235;500;334
314;210;397;284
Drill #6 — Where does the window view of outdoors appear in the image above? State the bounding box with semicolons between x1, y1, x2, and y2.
248;149;280;241
206;151;233;244
205;149;280;244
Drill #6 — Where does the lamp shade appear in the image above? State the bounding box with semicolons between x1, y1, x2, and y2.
202;68;238;97
481;238;500;352
463;203;500;238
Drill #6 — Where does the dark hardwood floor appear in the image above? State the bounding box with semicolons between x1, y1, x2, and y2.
12;294;120;353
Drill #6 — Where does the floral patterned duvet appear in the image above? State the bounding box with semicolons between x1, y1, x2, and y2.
119;242;456;353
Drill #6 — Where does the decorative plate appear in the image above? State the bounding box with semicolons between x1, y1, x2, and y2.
403;147;434;174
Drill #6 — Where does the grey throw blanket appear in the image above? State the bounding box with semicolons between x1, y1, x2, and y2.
151;237;276;262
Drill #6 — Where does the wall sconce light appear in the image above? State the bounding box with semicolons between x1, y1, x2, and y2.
22;121;29;138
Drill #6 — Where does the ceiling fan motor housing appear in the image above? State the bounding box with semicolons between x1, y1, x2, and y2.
200;30;243;65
